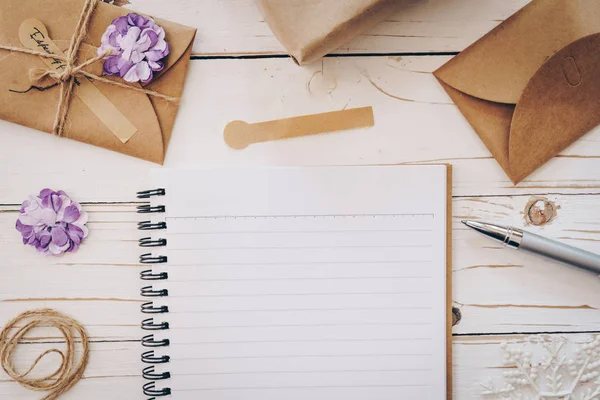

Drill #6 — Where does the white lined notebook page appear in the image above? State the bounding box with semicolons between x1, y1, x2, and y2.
148;166;448;400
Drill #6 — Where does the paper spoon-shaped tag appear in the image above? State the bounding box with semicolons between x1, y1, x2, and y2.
224;106;374;150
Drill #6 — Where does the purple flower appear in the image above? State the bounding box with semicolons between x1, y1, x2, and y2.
98;13;170;84
15;189;89;256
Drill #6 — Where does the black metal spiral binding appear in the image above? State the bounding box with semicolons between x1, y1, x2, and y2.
142;350;171;364
141;270;169;281
142;318;170;331
142;334;170;347
138;188;170;398
138;221;167;231
140;253;168;264
143;382;171;397
143;366;171;380
137;188;165;199
141;286;168;297
137;205;166;214
139;237;167;247
141;302;169;314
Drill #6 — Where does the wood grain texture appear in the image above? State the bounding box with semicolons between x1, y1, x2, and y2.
1;0;599;398
1;57;599;204
1;334;598;399
127;0;531;56
2;195;599;341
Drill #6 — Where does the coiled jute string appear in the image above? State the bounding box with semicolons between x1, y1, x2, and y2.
0;309;89;400
0;0;178;137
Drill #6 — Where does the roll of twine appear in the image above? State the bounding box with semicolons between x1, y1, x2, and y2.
0;309;89;400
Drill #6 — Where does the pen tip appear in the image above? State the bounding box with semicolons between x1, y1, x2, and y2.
461;220;469;225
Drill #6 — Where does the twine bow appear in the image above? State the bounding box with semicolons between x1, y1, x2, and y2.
0;0;179;137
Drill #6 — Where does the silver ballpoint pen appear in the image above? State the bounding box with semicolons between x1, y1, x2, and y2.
462;220;600;274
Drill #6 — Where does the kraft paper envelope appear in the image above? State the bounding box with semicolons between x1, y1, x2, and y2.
434;0;600;184
255;0;397;65
0;0;197;164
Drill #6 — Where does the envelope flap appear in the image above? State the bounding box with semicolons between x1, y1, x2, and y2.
0;41;166;163
508;33;600;183
0;0;196;79
435;0;600;105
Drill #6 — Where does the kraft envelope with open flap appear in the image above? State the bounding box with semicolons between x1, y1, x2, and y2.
255;0;397;65
434;0;600;184
0;0;196;164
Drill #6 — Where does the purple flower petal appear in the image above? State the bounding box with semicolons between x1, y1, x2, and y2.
142;28;159;48
67;225;84;245
129;13;153;29
147;60;164;72
123;61;152;83
20;199;30;213
99;12;170;84
107;30;120;48
118;59;134;77
16;219;35;244
144;49;164;62
103;55;121;75
51;194;62;212
41;191;61;211
38;232;51;249
17;189;88;256
62;205;80;223
51;226;69;247
39;188;54;199
112;16;130;35
15;219;26;233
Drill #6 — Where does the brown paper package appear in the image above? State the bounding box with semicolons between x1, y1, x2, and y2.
255;0;397;65
434;0;600;184
0;0;197;164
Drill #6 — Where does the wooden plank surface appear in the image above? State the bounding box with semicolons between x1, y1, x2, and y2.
1;333;597;399
3;195;599;339
129;0;531;56
2;57;599;203
1;0;599;399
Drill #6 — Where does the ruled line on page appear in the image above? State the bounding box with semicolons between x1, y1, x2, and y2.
169;291;433;298
168;229;434;235
166;214;435;220
170;322;433;329
169;368;433;376
168;307;432;314
165;338;434;345
175;353;434;361
167;277;433;283
163;260;432;267
176;384;432;391
172;245;432;251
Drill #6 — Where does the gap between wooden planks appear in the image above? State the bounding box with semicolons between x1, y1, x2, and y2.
1;55;600;203
2;193;600;339
127;0;532;56
1;333;598;400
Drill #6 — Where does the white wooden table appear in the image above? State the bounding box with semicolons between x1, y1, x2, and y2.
1;0;599;398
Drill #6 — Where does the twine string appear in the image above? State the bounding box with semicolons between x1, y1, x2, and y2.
0;0;179;137
0;309;89;400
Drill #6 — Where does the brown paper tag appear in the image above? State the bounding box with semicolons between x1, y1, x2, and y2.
224;107;375;149
18;19;137;143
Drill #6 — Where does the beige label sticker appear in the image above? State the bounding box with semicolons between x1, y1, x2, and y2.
18;19;137;143
224;107;375;149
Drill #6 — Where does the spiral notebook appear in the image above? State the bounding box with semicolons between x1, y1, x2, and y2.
137;165;452;400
